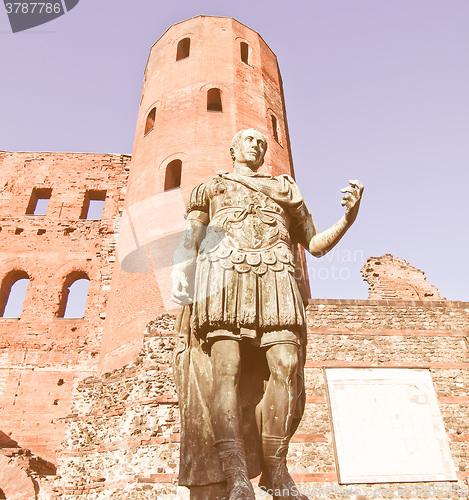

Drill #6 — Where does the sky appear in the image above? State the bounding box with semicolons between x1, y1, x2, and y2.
1;0;468;301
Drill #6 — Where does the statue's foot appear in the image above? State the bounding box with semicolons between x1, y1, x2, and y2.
227;470;256;500
259;461;309;499
214;438;254;500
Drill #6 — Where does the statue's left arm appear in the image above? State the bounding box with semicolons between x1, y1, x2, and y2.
171;213;208;305
300;180;364;257
171;182;210;306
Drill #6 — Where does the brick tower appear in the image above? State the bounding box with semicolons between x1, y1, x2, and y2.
99;16;308;373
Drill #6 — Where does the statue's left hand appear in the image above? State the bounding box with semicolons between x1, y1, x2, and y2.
341;179;364;224
171;268;193;306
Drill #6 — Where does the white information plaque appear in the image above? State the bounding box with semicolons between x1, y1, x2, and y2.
325;368;457;483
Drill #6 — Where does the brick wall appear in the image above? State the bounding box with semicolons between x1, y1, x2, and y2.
292;298;469;499
0;433;56;499
0;151;130;464
362;254;442;301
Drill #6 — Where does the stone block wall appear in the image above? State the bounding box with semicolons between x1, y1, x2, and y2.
52;315;181;499
51;296;469;499
290;298;469;499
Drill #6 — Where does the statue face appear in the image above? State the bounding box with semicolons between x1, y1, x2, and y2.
231;129;267;169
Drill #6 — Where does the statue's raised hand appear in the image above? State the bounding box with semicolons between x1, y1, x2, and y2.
341;180;364;224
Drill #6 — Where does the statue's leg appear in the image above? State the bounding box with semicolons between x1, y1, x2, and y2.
259;342;309;500
211;338;255;500
262;343;298;437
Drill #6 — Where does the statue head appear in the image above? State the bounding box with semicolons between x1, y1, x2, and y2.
230;128;267;170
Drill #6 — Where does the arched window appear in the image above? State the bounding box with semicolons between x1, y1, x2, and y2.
0;270;29;318
207;88;222;112
271;114;279;143
57;271;90;319
240;42;249;64
145;107;156;135
164;160;182;191
176;38;190;60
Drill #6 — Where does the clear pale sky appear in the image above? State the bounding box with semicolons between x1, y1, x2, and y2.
1;1;468;301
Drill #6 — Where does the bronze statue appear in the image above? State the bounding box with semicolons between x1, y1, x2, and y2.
172;129;363;499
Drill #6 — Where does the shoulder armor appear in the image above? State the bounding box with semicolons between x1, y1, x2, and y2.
186;183;208;214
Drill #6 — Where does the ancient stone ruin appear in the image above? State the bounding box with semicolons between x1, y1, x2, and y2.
0;15;468;500
362;254;442;301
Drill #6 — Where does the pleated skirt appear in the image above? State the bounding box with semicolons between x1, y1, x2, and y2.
191;257;306;339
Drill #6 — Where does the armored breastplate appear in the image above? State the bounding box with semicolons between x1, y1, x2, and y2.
198;175;296;274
